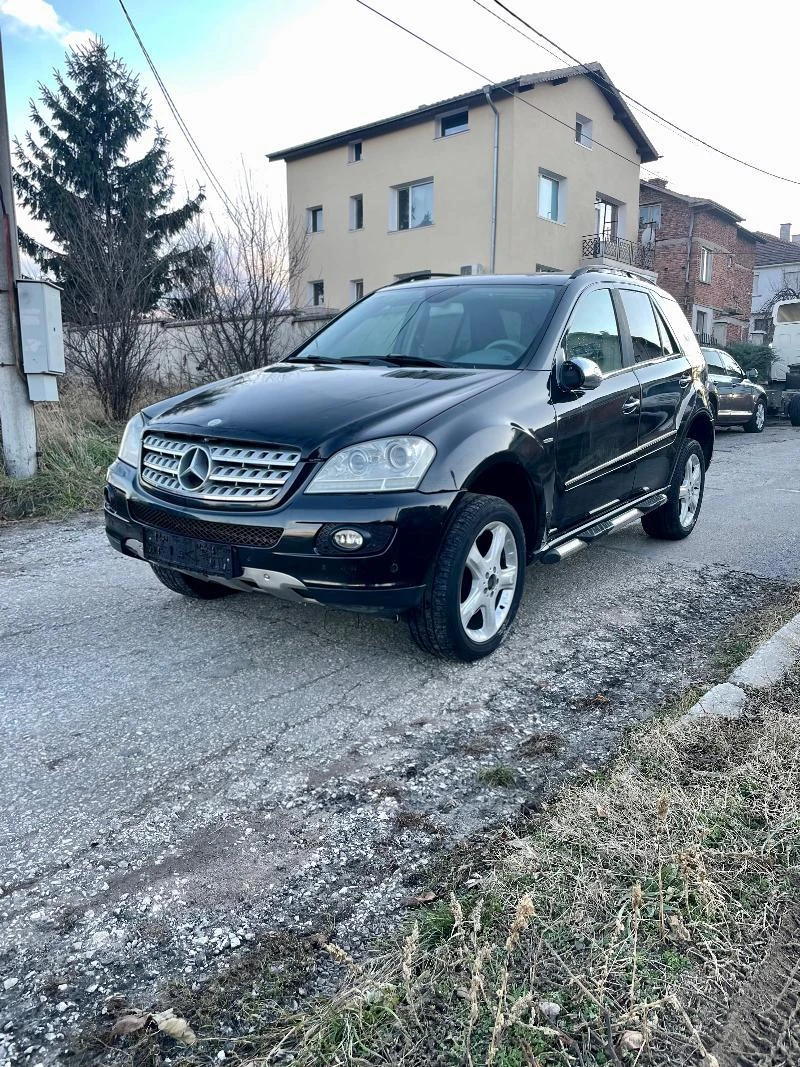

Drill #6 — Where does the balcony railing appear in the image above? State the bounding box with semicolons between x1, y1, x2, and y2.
582;234;655;271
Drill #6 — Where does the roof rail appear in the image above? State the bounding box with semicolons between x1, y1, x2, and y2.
570;265;643;281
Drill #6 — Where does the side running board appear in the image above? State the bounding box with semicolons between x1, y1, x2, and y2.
540;494;667;565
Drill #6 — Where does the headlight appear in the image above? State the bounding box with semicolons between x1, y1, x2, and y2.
117;412;145;466
306;436;436;494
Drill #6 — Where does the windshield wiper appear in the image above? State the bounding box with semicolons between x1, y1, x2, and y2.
286;354;344;364
377;353;449;368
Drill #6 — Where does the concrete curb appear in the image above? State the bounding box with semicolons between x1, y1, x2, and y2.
678;612;800;727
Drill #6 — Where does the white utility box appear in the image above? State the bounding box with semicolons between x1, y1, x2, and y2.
18;279;65;375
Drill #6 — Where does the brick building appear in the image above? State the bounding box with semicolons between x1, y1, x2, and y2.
638;179;756;345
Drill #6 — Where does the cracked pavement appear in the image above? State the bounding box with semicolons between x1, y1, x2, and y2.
0;424;798;1064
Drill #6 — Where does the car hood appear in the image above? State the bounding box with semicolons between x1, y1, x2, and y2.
144;362;517;457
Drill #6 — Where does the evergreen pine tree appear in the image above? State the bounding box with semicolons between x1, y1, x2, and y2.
13;39;204;325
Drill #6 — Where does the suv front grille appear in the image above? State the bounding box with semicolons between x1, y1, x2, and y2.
140;432;301;504
130;502;282;549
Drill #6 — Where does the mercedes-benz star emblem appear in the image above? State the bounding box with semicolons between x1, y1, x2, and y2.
177;445;211;492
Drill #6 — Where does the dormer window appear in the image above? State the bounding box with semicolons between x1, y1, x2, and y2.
439;110;469;137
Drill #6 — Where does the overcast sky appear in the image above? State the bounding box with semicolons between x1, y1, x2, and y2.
3;0;799;243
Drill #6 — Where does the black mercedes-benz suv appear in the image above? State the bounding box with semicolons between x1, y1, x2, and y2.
106;269;714;661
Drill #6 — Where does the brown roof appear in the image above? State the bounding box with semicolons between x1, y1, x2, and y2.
752;232;800;266
639;180;744;224
268;62;659;164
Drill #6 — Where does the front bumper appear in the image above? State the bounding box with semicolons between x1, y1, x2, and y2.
105;460;459;615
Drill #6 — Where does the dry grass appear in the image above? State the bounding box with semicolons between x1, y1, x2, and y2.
245;670;800;1067
0;380;170;521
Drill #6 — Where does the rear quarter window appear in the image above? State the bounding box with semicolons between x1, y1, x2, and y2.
653;294;703;365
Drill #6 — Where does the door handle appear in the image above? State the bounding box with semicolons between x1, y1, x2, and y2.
621;396;640;415
678;375;692;387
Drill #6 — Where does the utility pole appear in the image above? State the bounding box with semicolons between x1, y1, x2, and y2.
0;30;37;478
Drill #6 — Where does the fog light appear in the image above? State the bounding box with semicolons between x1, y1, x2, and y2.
332;528;365;550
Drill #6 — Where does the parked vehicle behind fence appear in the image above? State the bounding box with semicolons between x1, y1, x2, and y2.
106;269;715;661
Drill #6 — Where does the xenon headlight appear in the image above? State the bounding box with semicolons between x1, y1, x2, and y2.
117;412;145;467
305;436;436;494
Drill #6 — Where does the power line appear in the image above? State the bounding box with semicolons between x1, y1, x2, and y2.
488;0;800;188
352;0;643;170
115;0;240;219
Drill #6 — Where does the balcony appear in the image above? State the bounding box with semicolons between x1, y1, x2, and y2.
581;234;656;278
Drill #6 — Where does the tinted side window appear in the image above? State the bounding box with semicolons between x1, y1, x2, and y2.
653;303;681;356
702;348;727;375
620;289;662;363
722;353;744;377
655;295;701;360
564;288;623;374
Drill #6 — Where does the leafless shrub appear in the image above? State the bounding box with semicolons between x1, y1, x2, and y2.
60;196;163;420
171;173;310;379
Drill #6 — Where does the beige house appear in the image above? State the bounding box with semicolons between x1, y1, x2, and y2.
267;63;659;310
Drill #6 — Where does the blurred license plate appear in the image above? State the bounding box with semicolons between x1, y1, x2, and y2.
143;528;234;579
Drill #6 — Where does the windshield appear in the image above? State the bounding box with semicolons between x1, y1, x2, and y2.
291;283;563;369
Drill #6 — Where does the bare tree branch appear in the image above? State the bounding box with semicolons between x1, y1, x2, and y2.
170;172;310;380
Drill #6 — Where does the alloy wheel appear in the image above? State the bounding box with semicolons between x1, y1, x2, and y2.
678;453;702;528
459;521;519;643
756;402;765;430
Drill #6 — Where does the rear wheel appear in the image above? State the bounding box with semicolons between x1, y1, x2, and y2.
150;564;237;599
641;439;705;541
743;399;766;433
408;494;525;661
789;394;800;427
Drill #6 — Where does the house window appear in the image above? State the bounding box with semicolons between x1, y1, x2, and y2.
348;141;362;163
595;196;619;240
351;279;364;302
575;114;593;148
439;109;469;137
538;171;564;223
695;308;709;336
394;179;434;230
307;206;323;233
349;194;364;231
310;280;324;306
699;247;713;283
639;203;662;229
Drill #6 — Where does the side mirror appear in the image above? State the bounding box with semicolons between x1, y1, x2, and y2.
746;368;759;381
560;355;603;392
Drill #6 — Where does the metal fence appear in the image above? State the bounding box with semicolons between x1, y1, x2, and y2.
582;235;655;270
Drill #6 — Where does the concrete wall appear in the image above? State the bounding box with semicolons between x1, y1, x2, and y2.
281;75;646;310
64;309;336;389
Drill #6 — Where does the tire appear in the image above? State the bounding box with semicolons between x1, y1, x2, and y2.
150;563;237;600
743;398;766;434
789;394;800;427
641;439;706;541
710;398;718;425
408;494;526;661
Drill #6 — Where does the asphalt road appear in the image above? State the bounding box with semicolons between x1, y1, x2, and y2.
1;423;798;1063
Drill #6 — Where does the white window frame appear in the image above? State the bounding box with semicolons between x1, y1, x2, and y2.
349;194;364;231
348;141;362;163
575;113;593;148
438;108;469;138
538;170;566;224
639;203;662;229
350;279;364;303
390;178;434;231
309;280;325;307
699;247;713;283
307;206;323;234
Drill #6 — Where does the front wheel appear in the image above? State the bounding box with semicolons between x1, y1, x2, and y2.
408;494;525;661
743;399;766;433
641;439;706;541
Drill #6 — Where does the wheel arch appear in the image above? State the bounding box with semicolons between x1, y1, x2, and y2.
464;456;544;562
685;410;714;469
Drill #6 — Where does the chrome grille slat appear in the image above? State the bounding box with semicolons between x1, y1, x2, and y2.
140;431;301;504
